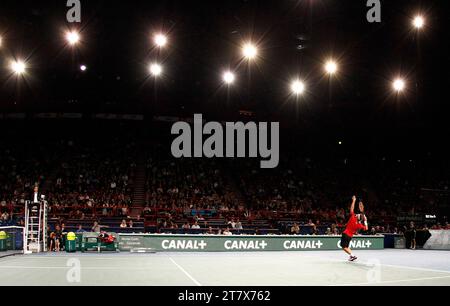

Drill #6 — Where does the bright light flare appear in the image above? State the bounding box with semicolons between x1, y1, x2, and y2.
223;71;235;84
325;60;338;75
413;15;425;29
66;31;80;45
80;65;87;71
154;33;168;47
11;60;26;75
242;43;258;60
291;79;305;95
149;63;163;77
393;78;406;92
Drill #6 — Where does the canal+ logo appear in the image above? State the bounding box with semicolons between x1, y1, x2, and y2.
224;240;268;250
162;240;208;250
283;240;324;250
337;240;373;249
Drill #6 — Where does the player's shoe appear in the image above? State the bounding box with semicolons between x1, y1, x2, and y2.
348;256;358;262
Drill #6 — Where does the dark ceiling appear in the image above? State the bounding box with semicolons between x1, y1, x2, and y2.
0;0;448;133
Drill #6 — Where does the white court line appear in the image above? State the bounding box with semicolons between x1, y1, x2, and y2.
163;251;450;274
357;261;450;275
342;258;450;274
0;266;166;271
296;253;450;275
0;266;67;270
168;257;202;286
1;256;156;260
332;275;450;286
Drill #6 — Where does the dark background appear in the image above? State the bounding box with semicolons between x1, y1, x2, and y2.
0;0;449;157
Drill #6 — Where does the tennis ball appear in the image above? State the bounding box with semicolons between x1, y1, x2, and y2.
67;232;76;241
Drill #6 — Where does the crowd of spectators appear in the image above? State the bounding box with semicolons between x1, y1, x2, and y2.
0;135;448;237
144;144;243;222
44;139;136;220
0;140;59;225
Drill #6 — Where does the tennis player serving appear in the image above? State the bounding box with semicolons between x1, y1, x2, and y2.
341;195;368;262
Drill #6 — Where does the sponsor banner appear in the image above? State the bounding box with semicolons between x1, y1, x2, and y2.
1;113;141;120
3;113;26;119
122;114;144;121
154;116;197;123
423;230;450;250
154;116;179;122
34;113;83;119
94;113;144;121
62;113;83;119
118;234;384;252
94;114;119;120
34;113;58;119
394;236;406;249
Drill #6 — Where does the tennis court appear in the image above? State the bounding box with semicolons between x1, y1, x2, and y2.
1;249;449;286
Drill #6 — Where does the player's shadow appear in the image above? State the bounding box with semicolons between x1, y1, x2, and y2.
345;261;375;272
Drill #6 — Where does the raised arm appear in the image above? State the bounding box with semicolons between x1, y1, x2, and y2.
350;195;356;214
359;202;369;231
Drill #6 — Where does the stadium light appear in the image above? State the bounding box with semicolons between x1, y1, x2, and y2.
10;60;26;75
66;30;80;46
392;78;406;92
80;65;87;72
223;71;235;85
324;60;338;75
413;15;425;29
291;79;305;95
154;33;168;48
149;63;163;77
242;43;258;60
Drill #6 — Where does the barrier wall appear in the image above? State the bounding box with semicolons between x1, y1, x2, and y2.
118;234;384;252
423;230;450;250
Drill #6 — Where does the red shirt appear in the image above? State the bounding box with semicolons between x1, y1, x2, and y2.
343;213;365;238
